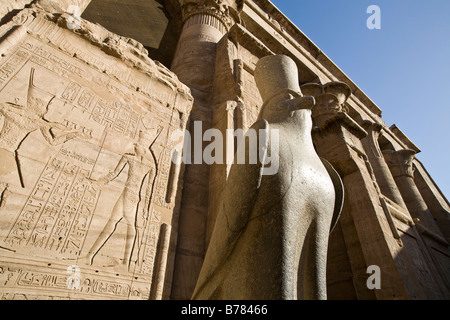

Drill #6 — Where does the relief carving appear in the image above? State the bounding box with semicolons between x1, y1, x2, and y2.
82;127;162;272
0;8;193;299
0;67;91;188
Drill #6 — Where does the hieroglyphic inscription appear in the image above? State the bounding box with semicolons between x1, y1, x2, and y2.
0;264;150;299
3;40;148;143
77;89;94;109
0;18;193;299
140;208;161;275
61;80;141;140
0;49;29;90
25;16;178;107
153;148;173;208
17;269;68;289
29;45;89;80
61;81;81;102
5;156;100;257
90;100;141;139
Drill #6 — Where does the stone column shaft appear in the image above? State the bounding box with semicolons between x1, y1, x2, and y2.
312;113;410;300
383;149;450;298
383;149;443;236
171;2;235;101
308;83;411;299
361;122;407;208
169;0;239;300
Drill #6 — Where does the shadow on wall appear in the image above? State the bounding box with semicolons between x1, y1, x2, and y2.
81;0;181;68
326;196;450;300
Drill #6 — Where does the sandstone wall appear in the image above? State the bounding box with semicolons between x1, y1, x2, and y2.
0;7;192;299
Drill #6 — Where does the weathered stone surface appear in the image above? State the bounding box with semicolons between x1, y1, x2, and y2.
0;0;33;22
0;7;192;300
0;0;448;301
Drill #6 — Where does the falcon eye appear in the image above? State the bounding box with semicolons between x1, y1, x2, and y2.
284;93;294;100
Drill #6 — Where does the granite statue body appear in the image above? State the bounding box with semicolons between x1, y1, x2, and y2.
192;55;344;300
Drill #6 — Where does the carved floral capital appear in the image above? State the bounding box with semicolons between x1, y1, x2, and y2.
361;120;384;157
181;0;242;32
382;149;416;178
301;81;351;127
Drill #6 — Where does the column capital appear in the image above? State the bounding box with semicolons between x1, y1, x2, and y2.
361;120;383;135
361;120;384;157
301;81;352;129
181;0;243;33
383;149;416;178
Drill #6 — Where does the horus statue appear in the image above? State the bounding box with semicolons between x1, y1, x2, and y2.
192;54;344;300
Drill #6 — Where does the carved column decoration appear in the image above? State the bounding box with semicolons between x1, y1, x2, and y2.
301;81;351;129
383;149;416;179
181;1;238;35
383;149;450;296
383;149;446;239
361;121;408;208
310;100;411;299
171;0;243;101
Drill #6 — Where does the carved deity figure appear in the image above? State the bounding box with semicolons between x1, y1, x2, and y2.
192;55;344;300
82;128;160;271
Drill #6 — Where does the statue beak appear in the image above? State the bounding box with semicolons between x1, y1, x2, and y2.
283;96;315;111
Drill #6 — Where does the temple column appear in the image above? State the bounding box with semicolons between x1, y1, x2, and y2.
382;150;445;237
306;82;410;299
171;0;240;102
169;0;241;300
361;121;407;208
383;149;450;298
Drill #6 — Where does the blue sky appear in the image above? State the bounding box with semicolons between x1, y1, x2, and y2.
270;0;450;200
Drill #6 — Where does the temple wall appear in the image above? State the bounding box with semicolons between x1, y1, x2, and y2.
0;7;192;299
0;0;448;300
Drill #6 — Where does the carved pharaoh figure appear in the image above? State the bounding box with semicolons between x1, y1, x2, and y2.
0;67;91;187
81;127;161;271
192;55;344;300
